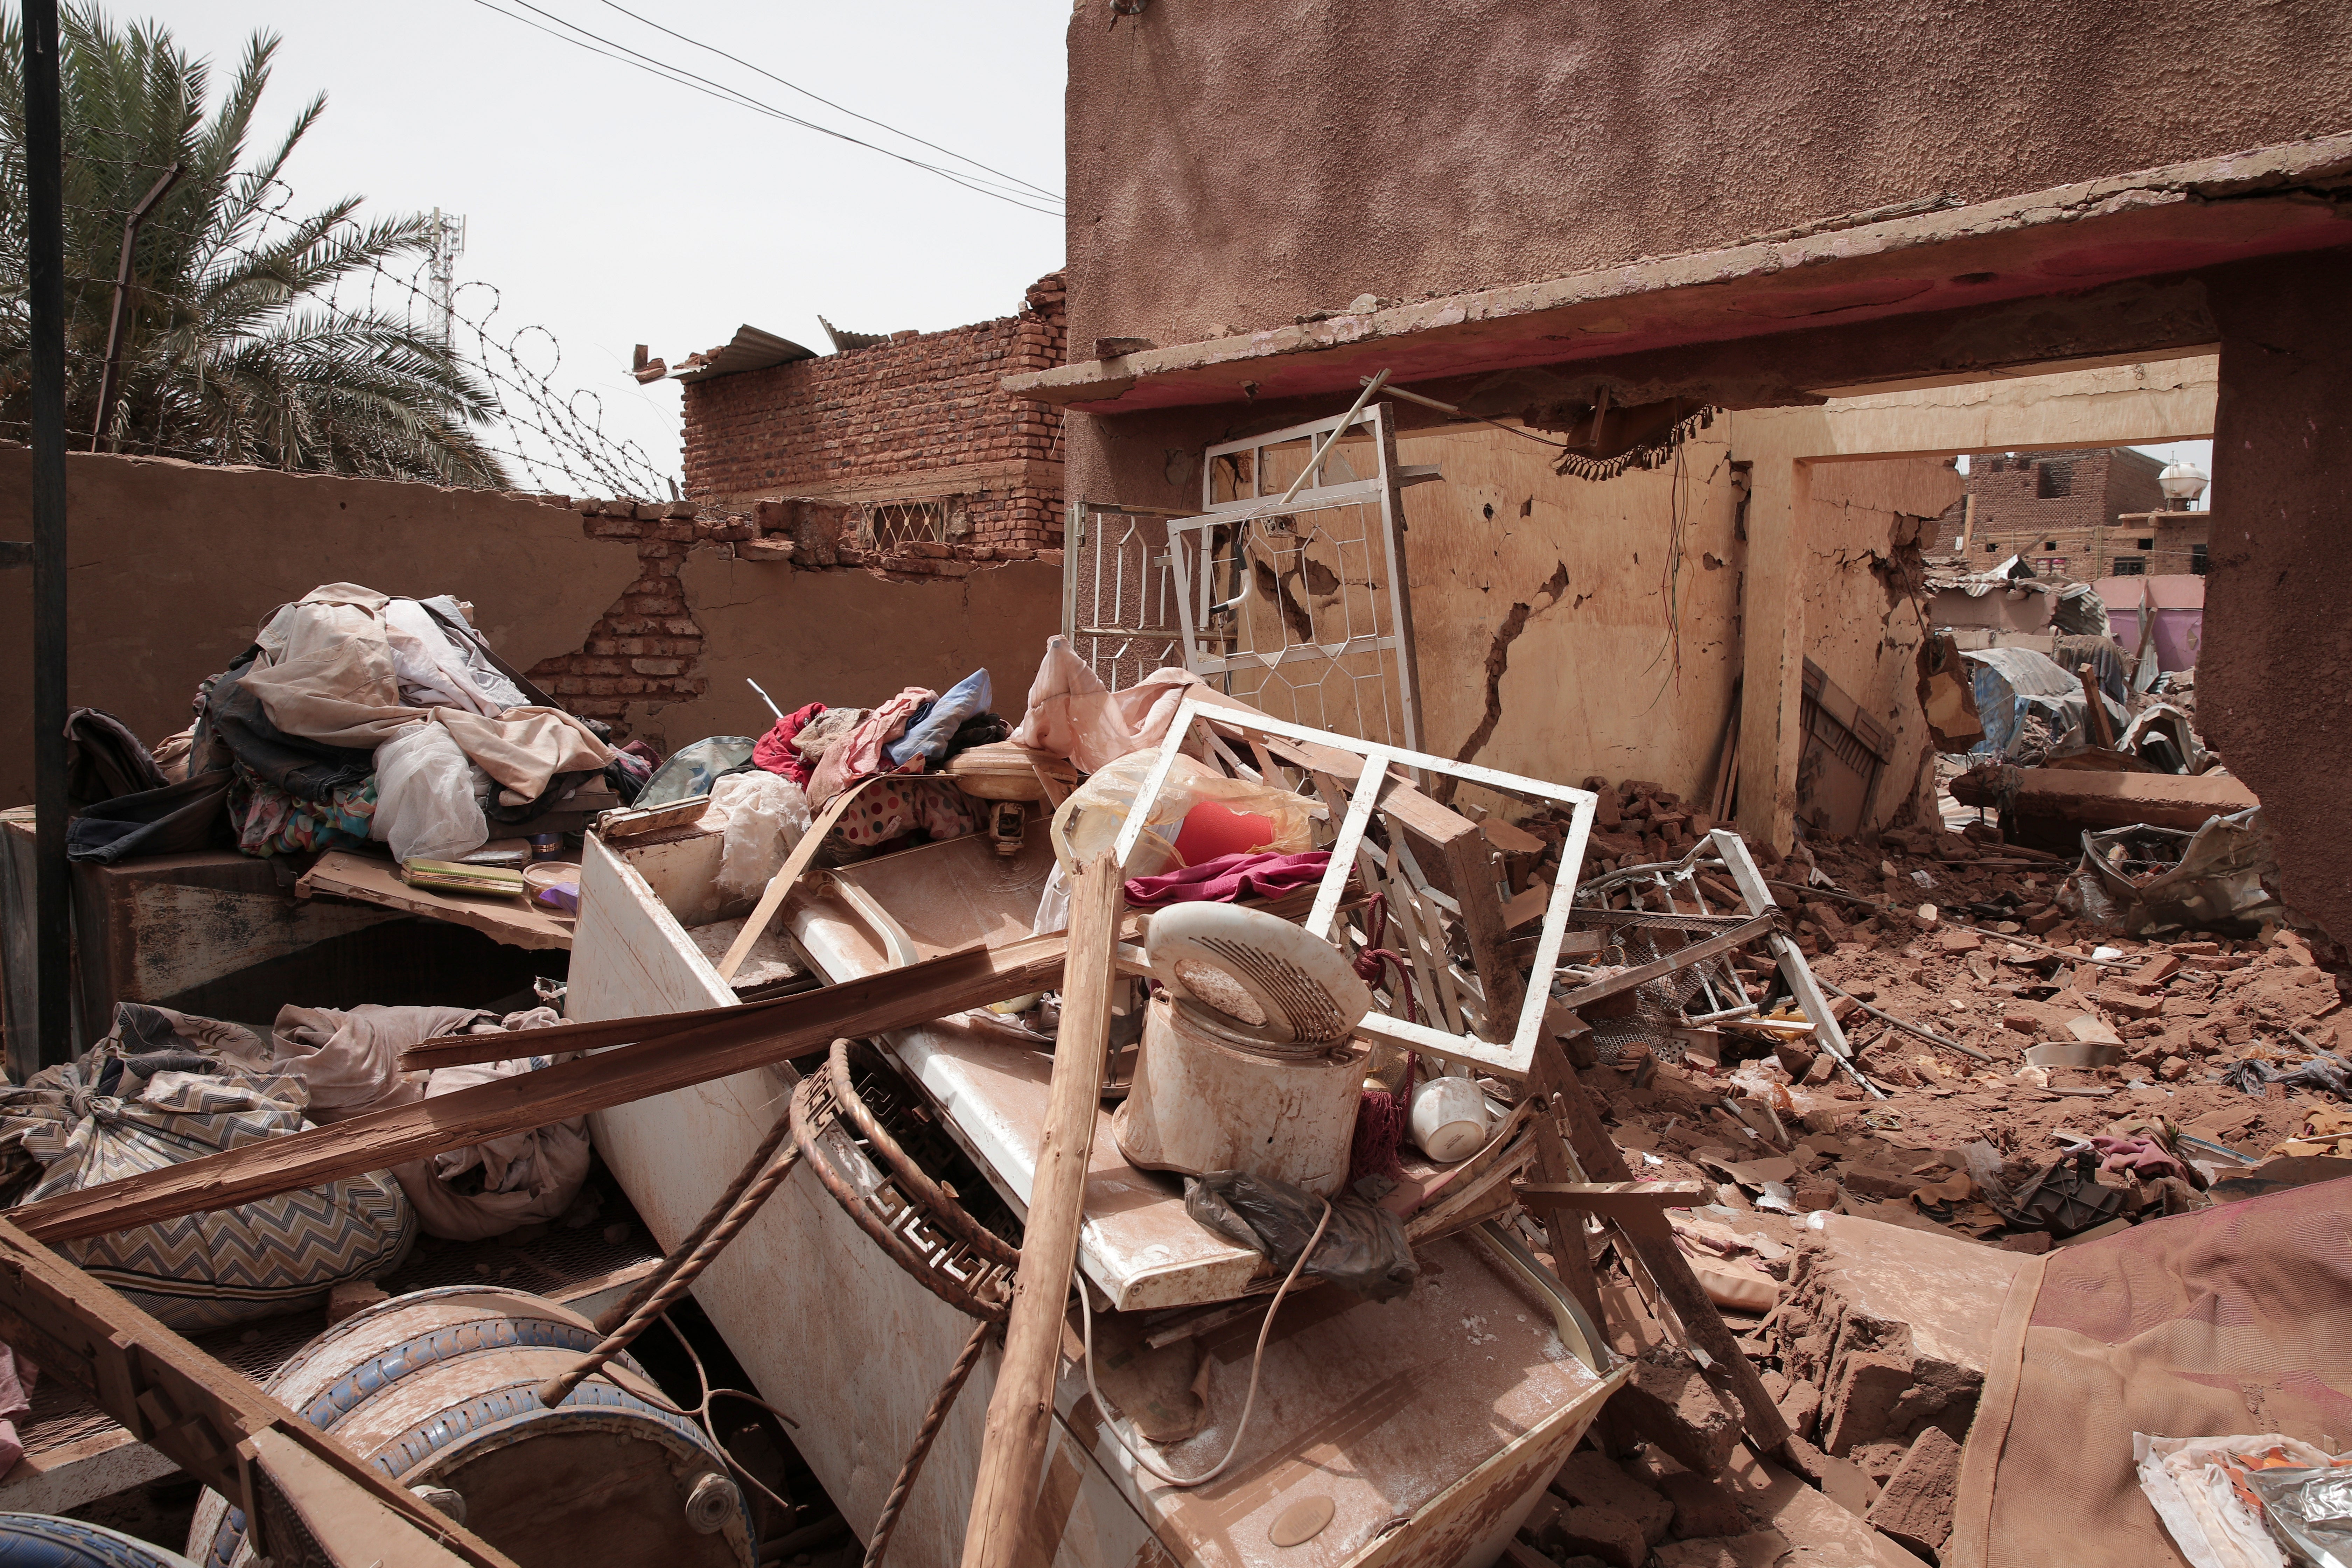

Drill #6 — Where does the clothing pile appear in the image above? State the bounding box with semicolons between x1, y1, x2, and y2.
726;666;1012;863
0;999;589;1331
68;584;620;867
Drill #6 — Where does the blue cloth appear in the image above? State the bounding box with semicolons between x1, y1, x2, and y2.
886;669;991;768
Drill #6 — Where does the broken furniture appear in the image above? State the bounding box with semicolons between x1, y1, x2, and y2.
565;791;1627;1565
0;1198;665;1520
0;1215;516;1568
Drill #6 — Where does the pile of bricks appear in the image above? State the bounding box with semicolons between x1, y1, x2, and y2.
680;272;1068;554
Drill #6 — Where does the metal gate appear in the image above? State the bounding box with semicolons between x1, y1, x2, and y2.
1061;501;1187;694
1168;399;1426;750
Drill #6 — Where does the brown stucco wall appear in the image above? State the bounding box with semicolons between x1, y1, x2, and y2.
666;554;1064;747
1063;1;2352;355
0;447;640;807
2201;253;2352;946
0;451;1070;812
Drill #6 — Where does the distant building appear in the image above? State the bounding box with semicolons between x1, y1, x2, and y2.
1939;447;2208;578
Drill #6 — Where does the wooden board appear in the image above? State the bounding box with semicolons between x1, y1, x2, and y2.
0;1217;512;1568
14;933;1069;1246
297;850;576;951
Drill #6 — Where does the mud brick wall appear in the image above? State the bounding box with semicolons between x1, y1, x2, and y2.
681;273;1068;552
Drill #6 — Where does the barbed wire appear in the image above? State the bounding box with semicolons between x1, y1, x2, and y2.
1;158;678;498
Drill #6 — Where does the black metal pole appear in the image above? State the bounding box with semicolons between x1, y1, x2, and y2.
23;0;71;1074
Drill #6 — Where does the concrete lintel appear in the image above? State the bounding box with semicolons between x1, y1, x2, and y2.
1010;132;2352;415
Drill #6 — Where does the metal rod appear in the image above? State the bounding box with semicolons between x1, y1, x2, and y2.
744;677;785;724
1814;978;1992;1063
90;161;182;452
23;0;71;1075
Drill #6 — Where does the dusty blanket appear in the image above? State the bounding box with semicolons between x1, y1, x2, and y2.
1010;635;1206;774
0;1005;416;1330
270;1003;591;1242
1947;1177;2352;1568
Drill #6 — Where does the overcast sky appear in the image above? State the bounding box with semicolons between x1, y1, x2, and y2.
158;0;1069;491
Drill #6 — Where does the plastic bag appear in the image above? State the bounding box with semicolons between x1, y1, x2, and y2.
2136;1433;2352;1568
1184;1170;1419;1302
638;736;755;807
370;721;489;863
710;769;812;901
1051;751;1318;877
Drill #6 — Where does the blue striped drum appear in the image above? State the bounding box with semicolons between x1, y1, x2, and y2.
187;1287;753;1568
0;1514;196;1567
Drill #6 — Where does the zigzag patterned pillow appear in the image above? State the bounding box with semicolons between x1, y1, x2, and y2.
5;1045;416;1331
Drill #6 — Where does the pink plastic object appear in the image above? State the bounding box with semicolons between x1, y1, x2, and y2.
1173;801;1279;866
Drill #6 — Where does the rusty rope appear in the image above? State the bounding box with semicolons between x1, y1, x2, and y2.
538;1080;812;1407
862;1318;994;1567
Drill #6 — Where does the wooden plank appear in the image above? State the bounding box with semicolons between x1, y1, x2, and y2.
15;934;1070;1246
0;1219;511;1568
296;851;574;951
714;774;888;982
1556;914;1779;1010
962;855;1125;1568
1515;1181;1707;1239
1529;1036;1792;1455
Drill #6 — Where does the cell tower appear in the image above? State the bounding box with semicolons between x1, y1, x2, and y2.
427;208;467;346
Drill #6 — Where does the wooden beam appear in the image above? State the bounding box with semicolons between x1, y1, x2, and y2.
16;935;1069;1245
0;1219;512;1568
1529;1036;1792;1454
1555;914;1780;1011
1515;1181;1707;1241
962;854;1124;1568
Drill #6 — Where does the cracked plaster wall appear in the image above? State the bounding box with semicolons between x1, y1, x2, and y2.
1394;426;1951;827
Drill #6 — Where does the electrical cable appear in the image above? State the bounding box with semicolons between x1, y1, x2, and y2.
463;0;1063;216
1077;1196;1333;1489
586;0;1061;203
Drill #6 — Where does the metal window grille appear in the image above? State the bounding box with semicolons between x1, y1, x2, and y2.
861;499;948;550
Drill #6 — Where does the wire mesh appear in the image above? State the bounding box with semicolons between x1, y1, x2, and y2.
0;155;675;497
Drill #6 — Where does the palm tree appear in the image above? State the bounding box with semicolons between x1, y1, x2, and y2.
0;6;510;486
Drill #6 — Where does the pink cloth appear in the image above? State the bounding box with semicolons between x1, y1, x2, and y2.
1124;850;1331;910
2090;1134;2191;1183
809;687;933;804
751;701;827;787
1009;637;1206;774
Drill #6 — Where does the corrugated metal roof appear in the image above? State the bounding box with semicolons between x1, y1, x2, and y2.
673;324;817;382
819;315;890;354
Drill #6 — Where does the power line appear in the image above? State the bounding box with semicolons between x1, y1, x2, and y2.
586;0;1061;204
464;0;1064;217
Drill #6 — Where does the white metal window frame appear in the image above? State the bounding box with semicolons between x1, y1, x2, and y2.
1110;695;1597;1077
1164;400;1423;753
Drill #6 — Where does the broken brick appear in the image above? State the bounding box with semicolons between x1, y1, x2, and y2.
1865;1424;1961;1558
1656;1470;1753;1540
1553;1452;1672;1547
1548;1504;1648;1568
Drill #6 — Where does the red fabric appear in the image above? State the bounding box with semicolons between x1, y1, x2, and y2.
1122;849;1330;910
750;702;826;787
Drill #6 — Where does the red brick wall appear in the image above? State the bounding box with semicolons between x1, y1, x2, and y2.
1960;447;2168;572
680;272;1068;553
